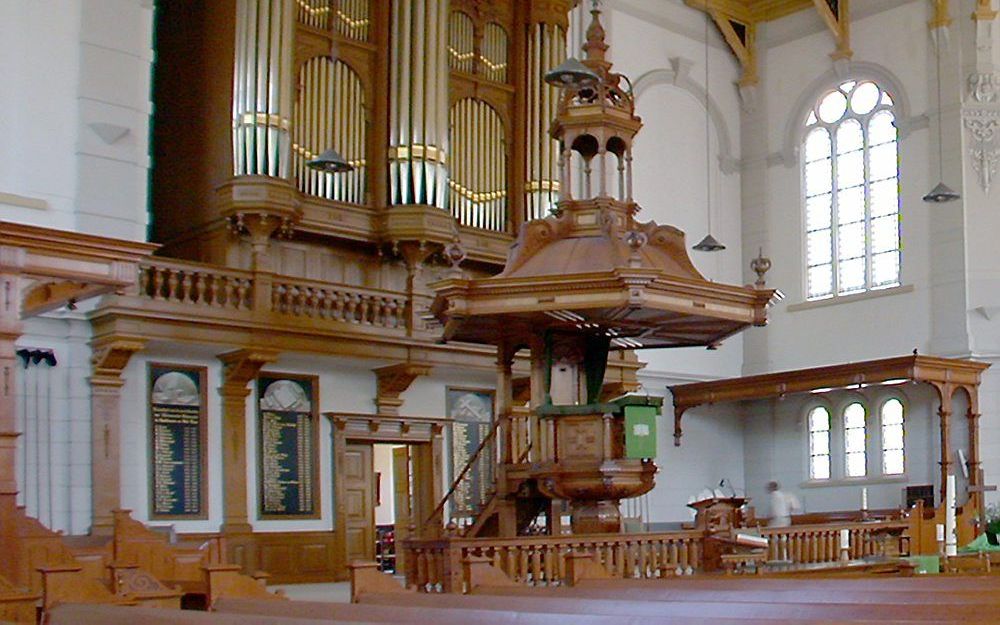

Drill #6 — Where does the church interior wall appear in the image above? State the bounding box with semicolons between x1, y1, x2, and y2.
742;383;942;516
746;0;935;375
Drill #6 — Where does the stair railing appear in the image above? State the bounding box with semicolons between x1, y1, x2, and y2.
424;416;504;530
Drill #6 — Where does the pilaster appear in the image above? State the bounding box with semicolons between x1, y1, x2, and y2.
88;337;145;534
217;348;279;535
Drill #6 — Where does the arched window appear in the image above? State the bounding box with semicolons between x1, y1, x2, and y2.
808;406;831;480
844;402;867;477
881;398;905;474
803;80;899;300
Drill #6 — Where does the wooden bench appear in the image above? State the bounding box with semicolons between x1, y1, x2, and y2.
215;596;968;625
47;604;371;625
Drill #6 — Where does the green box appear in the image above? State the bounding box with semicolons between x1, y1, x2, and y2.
624;405;658;459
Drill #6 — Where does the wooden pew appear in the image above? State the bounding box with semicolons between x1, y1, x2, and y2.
46;604;376;625
214;597;966;625
0;574;37;624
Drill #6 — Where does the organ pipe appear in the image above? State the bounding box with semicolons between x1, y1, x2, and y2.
295;1;370;41
293;57;367;204
232;0;295;178
389;0;449;208
525;22;566;221
448;12;475;73
482;23;508;83
448;99;507;231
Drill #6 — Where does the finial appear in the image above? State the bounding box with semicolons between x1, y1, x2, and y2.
750;247;772;288
583;0;609;64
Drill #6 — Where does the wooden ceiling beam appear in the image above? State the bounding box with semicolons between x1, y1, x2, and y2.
811;0;852;61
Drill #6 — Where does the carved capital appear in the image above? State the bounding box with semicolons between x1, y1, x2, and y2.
374;362;433;415
963;109;1000;194
90;337;146;387
218;348;280;395
969;72;1000;104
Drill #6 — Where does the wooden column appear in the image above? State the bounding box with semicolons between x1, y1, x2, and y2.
496;341;516;466
935;384;953;507
966;385;983;520
217;349;279;534
0;272;23;582
89;337;146;534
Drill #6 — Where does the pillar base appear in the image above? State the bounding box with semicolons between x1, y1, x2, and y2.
570;500;621;534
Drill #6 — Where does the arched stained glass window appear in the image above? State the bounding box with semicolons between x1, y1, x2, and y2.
844;402;867;478
881;398;905;475
803;80;900;300
808;406;831;480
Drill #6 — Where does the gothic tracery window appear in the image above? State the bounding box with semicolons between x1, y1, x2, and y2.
803;80;900;300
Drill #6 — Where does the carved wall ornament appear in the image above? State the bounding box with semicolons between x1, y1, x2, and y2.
964;111;1000;194
968;73;1000;104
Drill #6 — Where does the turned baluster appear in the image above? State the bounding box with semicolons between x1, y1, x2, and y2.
207;274;219;306
358;295;371;324
138;266;150;297
223;276;234;308
151;267;165;299
272;283;284;312
236;279;249;309
346;293;359;322
179;271;191;302
166;269;179;301
194;273;207;305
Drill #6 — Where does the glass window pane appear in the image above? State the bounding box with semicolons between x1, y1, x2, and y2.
806;194;832;231
851;82;880;115
807;110;818;125
846;428;865;453
884;450;904;475
839;257;866;293
844;403;866;427
882;92;894;106
837;120;863;154
871;216;899;254
883;425;904;450
809;407;830;431
869;112;897;146
806;159;833;197
808;229;833;266
838;186;864;224
808;265;833;299
872;251;900;286
805;128;832;163
838;222;865;259
838;150;864;188
869;142;898;181
847;452;867;477
840;80;856;92
812;455;830;480
811;431;830;455
871;179;899;217
882;399;903;425
838;257;866;293
818;90;848;123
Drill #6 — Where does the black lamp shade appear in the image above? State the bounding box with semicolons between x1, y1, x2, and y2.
693;233;726;252
922;181;960;203
544;57;601;89
306;148;353;173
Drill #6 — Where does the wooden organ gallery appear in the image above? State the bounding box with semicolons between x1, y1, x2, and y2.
4;0;1000;622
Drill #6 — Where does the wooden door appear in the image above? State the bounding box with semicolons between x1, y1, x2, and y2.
343;443;374;562
392;446;411;570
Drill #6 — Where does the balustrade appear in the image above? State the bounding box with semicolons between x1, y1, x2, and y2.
270;280;407;329
139;261;253;309
758;520;908;564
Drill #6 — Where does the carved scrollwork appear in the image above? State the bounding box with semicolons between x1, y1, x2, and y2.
964;111;1000;194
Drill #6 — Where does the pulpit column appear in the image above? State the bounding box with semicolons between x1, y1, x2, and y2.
89;338;146;534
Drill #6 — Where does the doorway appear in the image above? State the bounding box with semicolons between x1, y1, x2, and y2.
340;441;436;574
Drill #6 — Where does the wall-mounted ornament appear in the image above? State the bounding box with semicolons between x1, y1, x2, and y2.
969;72;1000;104
750;248;772;289
964;112;1000;194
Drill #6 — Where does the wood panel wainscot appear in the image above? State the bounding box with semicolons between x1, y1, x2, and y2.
188;532;339;584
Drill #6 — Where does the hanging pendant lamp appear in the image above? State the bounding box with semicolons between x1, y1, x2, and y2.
306;148;354;173
694;10;725;252
923;32;959;203
544;57;601;90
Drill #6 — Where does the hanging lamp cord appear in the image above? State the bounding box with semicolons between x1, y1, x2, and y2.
705;10;712;233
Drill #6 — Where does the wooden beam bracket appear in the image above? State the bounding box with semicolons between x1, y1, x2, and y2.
373;362;433;415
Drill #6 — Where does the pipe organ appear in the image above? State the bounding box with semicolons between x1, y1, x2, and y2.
524;20;567;222
232;0;295;178
388;0;450;209
449;99;507;231
155;0;588;260
293;58;367;204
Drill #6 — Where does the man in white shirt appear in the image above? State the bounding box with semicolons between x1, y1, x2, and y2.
767;481;801;527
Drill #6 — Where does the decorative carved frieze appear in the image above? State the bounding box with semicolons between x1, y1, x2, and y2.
963;109;1000;194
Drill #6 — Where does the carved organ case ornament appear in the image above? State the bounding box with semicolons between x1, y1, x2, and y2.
430;5;775;535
